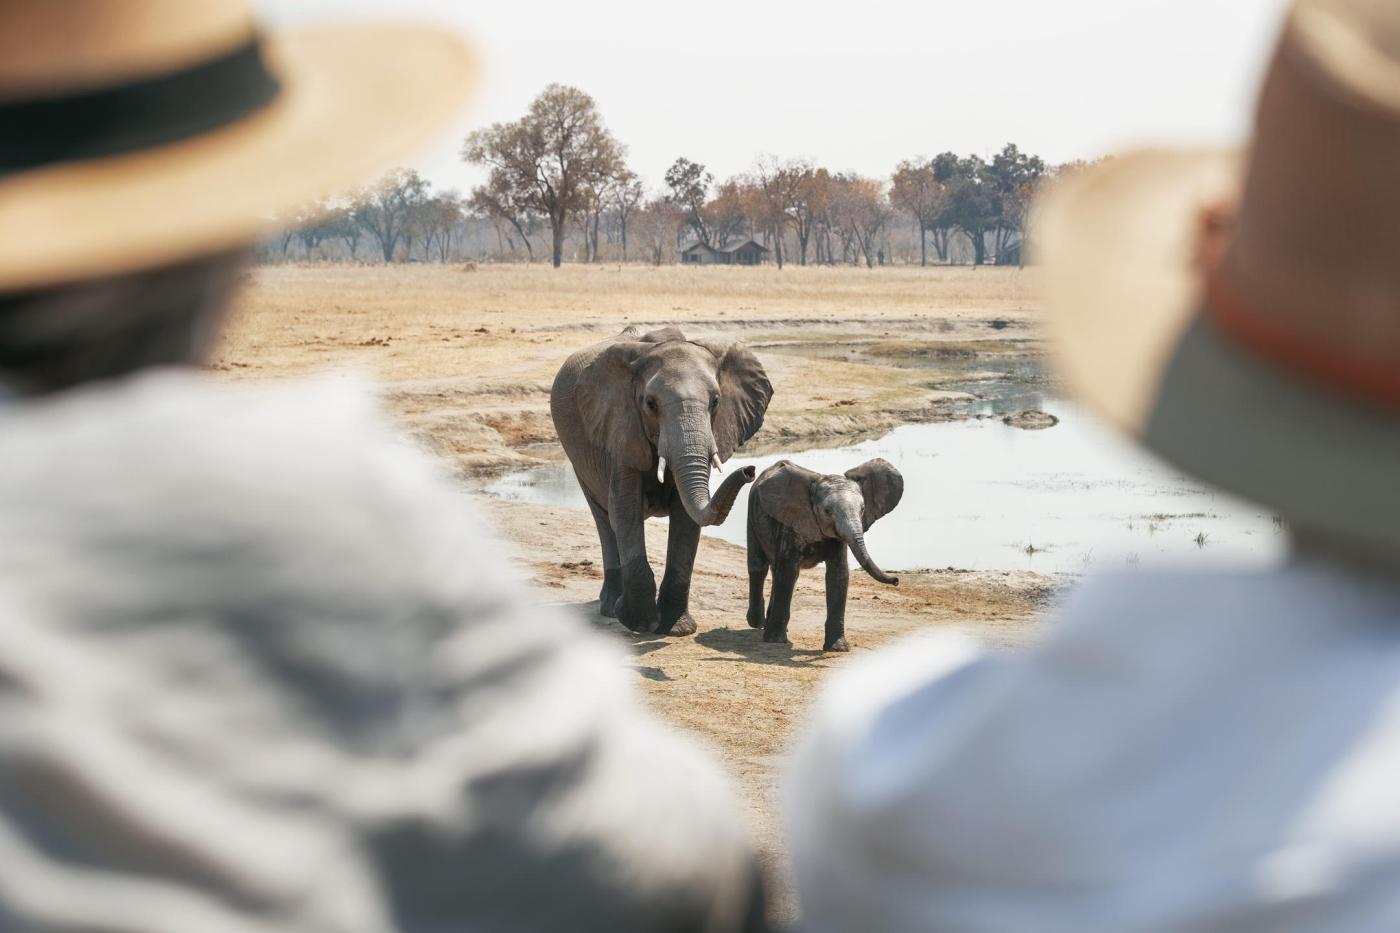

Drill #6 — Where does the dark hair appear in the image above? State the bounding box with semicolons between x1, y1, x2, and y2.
0;252;247;396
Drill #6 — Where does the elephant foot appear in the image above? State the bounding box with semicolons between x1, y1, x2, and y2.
746;610;764;629
657;612;698;637
598;569;622;617
762;629;792;646
616;594;659;634
617;609;658;634
616;562;658;633
823;636;850;653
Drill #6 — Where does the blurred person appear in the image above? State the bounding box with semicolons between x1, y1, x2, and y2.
0;2;766;931
785;0;1400;930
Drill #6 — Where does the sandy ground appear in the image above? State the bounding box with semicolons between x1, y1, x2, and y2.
220;263;1059;920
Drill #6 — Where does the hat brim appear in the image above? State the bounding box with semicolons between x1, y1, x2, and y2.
0;22;477;291
1037;148;1243;435
1040;149;1400;554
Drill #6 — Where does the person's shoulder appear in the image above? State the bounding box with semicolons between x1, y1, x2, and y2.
0;369;495;613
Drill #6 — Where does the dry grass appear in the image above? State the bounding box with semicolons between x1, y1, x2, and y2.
229;262;1038;339
218;263;1043;473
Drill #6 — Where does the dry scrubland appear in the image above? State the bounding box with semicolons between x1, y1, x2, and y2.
221;263;1054;919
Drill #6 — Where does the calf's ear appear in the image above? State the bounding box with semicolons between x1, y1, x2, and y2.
845;458;904;529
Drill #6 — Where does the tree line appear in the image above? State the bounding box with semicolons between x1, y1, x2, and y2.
267;83;1086;267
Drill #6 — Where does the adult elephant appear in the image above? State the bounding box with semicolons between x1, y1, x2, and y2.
551;326;773;636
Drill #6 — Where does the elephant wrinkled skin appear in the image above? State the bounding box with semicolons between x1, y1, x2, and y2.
746;458;904;651
550;326;773;636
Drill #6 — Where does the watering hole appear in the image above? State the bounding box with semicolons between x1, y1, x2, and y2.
487;364;1287;575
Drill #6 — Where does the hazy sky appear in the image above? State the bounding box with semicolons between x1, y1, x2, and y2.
259;0;1291;195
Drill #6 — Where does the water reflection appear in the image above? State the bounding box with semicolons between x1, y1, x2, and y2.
486;398;1286;575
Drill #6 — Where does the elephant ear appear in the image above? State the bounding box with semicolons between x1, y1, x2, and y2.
696;340;773;460
845;458;904;529
575;340;652;473
756;460;824;543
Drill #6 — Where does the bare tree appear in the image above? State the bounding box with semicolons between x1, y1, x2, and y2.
631;198;684;265
831;175;892;269
611;169;643;261
468;175;537;262
418;191;464;262
464;84;625;268
751;156;805;269
788;162;830;266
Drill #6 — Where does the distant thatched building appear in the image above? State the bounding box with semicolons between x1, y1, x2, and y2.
680;239;769;266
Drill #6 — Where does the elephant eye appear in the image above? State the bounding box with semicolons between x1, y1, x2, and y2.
645;397;658;413
709;394;719;413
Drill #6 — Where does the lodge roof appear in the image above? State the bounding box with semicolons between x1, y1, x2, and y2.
680;239;770;254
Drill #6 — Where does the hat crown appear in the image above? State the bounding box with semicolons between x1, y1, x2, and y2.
1220;0;1400;377
1292;0;1400;109
0;0;255;100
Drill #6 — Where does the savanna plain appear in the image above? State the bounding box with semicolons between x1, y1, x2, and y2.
219;263;1057;919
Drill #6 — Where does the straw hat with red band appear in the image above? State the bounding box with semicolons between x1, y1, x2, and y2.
1038;0;1400;560
0;0;477;292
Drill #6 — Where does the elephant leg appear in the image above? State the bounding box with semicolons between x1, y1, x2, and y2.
656;499;701;637
583;489;622;617
746;519;769;630
823;539;851;652
610;471;658;633
764;558;799;646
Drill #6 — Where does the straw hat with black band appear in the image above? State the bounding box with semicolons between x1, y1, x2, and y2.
0;0;476;292
1039;0;1400;569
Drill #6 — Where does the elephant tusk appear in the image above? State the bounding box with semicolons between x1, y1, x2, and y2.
711;454;723;474
657;456;667;484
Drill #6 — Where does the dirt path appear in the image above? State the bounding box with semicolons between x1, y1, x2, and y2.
482;496;1050;918
220;264;1057;920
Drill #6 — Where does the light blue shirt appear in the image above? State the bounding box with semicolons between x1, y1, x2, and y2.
787;562;1400;932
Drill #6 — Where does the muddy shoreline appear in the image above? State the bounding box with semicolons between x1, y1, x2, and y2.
438;332;1053;481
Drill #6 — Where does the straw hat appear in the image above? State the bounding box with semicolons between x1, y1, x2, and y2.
1039;0;1400;558
0;0;476;291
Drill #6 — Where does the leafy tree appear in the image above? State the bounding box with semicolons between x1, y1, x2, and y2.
664;157;714;247
328;202;362;260
295;201;346;260
985;143;1046;264
353;169;431;262
933;156;999;265
464;84;625;267
890;159;945;266
705;178;752;248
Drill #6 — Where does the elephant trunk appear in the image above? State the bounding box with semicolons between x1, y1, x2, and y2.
836;512;899;586
674;449;754;527
662;402;754;528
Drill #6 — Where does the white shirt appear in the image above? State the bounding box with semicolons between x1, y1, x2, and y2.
786;563;1400;933
0;371;761;933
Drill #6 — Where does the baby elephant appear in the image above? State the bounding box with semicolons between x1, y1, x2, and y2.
746;458;904;651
